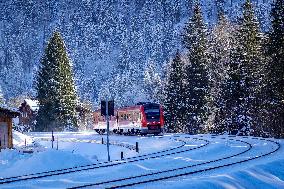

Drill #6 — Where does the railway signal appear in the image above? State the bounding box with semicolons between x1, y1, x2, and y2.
101;100;114;116
101;100;114;161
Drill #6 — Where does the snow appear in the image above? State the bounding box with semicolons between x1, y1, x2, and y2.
148;159;284;189
12;130;33;147
0;132;282;188
24;99;39;111
0;149;92;178
0;131;92;178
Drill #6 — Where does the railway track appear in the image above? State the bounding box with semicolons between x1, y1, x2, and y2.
67;137;280;189
37;137;138;151
0;136;209;185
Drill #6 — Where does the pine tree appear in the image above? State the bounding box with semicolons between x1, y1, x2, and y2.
208;14;237;134
223;0;264;135
266;0;284;138
163;51;185;132
182;3;210;134
36;31;78;131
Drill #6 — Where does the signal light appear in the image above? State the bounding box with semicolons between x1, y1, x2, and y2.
101;100;115;116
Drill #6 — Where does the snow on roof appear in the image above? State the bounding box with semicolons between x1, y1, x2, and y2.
24;99;39;111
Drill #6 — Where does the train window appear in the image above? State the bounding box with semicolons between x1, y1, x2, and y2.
132;112;136;121
133;112;136;121
133;112;138;121
136;112;139;121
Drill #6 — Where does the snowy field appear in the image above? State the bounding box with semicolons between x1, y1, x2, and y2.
0;131;283;189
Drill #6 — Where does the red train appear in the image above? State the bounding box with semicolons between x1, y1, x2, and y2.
93;103;164;135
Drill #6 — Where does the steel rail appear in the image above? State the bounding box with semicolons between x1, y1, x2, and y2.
0;136;209;185
70;138;279;189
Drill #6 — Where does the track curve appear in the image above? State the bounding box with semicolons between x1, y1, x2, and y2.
68;137;280;189
0;136;209;185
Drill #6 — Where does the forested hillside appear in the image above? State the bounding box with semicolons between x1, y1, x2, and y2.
0;0;272;106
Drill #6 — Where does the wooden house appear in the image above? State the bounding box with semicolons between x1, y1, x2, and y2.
18;99;39;132
0;105;20;149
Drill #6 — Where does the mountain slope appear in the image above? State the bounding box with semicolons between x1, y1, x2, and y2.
0;0;272;105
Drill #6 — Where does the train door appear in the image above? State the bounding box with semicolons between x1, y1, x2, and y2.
0;122;9;148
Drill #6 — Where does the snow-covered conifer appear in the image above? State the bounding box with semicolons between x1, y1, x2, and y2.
36;31;78;131
163;51;185;132
265;0;284;138
182;3;210;134
222;0;264;135
207;14;237;134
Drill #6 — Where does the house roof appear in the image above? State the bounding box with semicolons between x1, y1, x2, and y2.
0;104;20;117
24;99;39;111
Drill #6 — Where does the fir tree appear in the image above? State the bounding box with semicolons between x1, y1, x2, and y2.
208;14;236;134
266;0;284;138
163;51;185;132
182;3;210;134
223;0;264;135
36;31;78;131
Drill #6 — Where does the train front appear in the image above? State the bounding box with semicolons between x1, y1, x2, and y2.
141;103;164;135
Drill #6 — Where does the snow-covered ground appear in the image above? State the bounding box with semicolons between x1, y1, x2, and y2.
0;131;283;188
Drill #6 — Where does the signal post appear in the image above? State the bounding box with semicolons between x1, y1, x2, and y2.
101;100;114;162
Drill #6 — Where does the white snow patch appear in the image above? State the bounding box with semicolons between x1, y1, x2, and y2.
24;99;39;111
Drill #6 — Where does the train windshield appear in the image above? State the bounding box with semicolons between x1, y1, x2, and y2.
144;104;160;122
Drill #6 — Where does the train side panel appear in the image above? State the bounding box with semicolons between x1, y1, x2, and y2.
93;111;118;133
116;107;143;133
